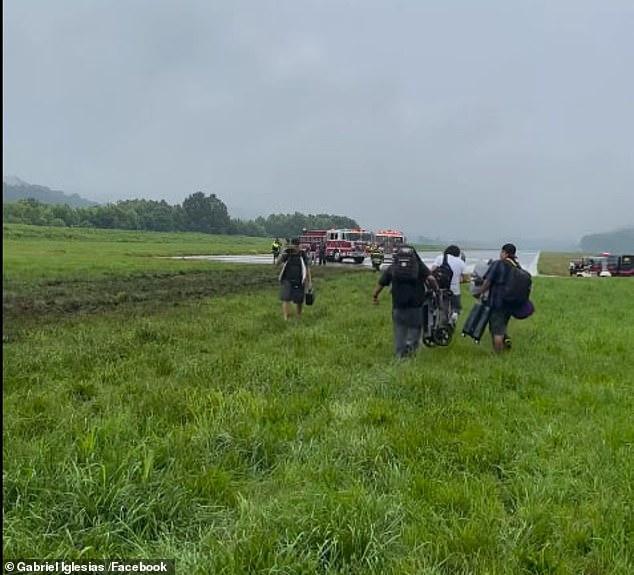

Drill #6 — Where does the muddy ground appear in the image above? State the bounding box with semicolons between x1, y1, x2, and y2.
2;266;352;338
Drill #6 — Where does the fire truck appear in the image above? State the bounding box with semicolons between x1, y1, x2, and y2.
299;228;373;263
375;229;406;259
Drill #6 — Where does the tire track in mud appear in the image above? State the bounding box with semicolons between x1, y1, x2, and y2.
2;266;353;337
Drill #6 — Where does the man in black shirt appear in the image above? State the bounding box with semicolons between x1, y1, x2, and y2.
479;243;519;353
277;238;312;320
373;246;438;358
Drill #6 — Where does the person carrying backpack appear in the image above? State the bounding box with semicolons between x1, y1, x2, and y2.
431;244;467;318
372;245;439;358
277;238;312;321
479;243;532;354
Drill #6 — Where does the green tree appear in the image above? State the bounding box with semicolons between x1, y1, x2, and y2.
50;204;79;227
232;218;267;237
182;192;231;234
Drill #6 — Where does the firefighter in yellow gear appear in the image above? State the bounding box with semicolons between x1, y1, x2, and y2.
271;238;281;264
370;244;384;272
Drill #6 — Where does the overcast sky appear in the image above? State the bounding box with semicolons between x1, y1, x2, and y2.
3;0;633;243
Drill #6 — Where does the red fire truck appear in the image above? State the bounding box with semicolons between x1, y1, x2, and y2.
375;229;406;257
299;228;373;263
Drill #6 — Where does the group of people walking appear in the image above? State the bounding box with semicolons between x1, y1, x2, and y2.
273;237;529;354
373;242;528;356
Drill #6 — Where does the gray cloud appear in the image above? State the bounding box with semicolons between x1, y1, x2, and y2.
3;0;633;243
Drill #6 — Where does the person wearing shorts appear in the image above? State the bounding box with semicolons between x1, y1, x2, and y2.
479;243;518;353
277;238;312;320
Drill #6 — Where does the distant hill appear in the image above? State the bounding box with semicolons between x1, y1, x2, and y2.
580;227;634;254
3;176;99;207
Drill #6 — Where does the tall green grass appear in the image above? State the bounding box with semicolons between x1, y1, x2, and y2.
3;227;633;573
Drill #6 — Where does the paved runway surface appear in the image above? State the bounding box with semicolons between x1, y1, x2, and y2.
172;250;541;275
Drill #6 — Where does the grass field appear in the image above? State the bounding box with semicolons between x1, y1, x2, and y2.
3;225;633;574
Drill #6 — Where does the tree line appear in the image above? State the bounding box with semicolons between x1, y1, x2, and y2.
2;192;360;239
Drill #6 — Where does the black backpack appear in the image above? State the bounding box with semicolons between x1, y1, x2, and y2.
281;250;306;283
392;245;420;280
502;260;532;306
432;254;454;290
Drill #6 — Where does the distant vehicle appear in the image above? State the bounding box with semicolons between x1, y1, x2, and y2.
298;230;327;259
374;229;406;259
605;254;634;276
298;228;373;263
569;254;634;277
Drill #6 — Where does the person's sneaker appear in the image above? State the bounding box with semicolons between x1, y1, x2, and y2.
398;344;412;358
503;336;512;349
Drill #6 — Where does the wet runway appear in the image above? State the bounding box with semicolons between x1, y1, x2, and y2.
172;250;541;275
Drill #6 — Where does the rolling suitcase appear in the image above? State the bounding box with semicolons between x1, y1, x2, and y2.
461;301;491;343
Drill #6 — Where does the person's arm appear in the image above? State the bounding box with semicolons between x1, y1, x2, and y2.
373;284;383;304
479;277;490;298
479;261;499;298
373;268;391;303
306;265;312;289
420;260;439;290
426;274;439;291
302;252;312;288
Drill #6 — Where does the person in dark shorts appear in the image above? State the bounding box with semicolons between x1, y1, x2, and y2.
479;243;519;353
277;238;312;320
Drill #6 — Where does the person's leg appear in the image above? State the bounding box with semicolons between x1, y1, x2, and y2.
452;293;462;314
489;309;511;353
280;281;292;320
405;307;423;352
447;293;459;325
492;334;505;353
392;309;410;357
406;326;422;353
292;285;305;318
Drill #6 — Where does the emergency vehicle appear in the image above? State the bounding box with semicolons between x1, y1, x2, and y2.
570;253;634;277
375;229;406;259
298;228;373;263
